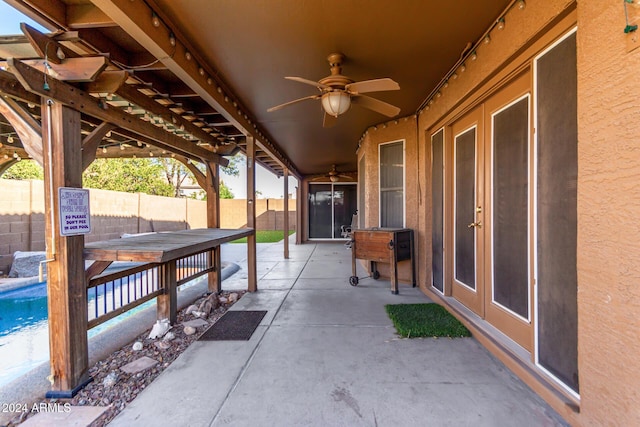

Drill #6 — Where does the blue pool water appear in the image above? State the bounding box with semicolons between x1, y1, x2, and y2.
0;281;160;388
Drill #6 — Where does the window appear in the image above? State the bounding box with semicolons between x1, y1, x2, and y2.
358;156;365;229
379;140;404;227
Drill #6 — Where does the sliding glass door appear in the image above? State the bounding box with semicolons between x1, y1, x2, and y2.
308;183;357;239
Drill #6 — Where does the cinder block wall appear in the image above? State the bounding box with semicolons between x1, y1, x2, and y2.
0;179;296;272
0;180;45;274
219;198;297;229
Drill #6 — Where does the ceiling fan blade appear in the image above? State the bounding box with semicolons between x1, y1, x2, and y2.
345;78;400;94
285;76;331;90
351;94;401;117
267;95;320;112
323;112;338;128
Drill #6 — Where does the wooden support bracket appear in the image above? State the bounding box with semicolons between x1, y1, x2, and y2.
82;122;117;170
21;23;77;65
0;95;43;164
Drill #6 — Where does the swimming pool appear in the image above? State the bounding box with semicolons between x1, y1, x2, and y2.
0;281;158;387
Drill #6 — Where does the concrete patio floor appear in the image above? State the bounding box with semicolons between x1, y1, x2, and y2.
109;239;567;427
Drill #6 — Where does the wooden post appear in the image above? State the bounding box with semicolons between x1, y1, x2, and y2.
283;168;289;259
157;261;177;323
246;136;257;292
42;99;91;397
206;161;222;293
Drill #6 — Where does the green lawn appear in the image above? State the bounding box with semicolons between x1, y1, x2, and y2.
230;230;295;243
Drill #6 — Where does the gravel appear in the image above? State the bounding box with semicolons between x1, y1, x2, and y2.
6;290;245;427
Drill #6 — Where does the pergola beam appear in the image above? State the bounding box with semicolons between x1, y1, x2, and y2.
9;58;227;165
67;4;117;29
115;82;234;153
21;23;77;65
91;0;300;179
81;115;228;166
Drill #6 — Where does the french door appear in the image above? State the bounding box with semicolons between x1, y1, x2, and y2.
449;73;533;350
451;107;485;315
432;29;578;394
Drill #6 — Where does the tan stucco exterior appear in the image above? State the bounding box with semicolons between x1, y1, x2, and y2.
353;0;640;424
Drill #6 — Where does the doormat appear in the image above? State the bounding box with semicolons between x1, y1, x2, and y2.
199;310;267;341
385;303;471;338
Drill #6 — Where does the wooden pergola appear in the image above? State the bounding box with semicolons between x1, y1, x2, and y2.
0;23;298;397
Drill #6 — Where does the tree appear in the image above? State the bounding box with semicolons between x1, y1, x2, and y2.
83;158;174;196
157;158;190;197
219;180;234;199
2;160;44;180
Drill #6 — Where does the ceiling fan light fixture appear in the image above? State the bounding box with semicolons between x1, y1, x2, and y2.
321;91;351;117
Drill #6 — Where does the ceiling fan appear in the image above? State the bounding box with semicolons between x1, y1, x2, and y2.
310;164;354;182
268;53;401;127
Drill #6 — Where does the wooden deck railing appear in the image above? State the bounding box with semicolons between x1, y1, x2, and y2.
86;249;219;329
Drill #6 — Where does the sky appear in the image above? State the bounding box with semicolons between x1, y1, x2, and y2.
0;2;298;199
0;2;48;34
222;160;299;199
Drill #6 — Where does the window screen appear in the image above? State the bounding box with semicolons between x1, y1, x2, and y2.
380;141;404;228
358;156;365;229
492;97;529;318
431;129;445;292
536;31;579;393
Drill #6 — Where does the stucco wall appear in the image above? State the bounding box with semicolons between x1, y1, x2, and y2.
576;0;640;425
358;117;419;283
219;198;296;230
359;0;640;424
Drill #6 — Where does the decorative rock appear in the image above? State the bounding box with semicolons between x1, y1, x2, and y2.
185;304;199;315
154;341;171;350
182;319;208;328
219;296;228;304
184;326;196;336
102;371;119;388
132;341;143;351
120;356;158;374
229;293;239;303
162;331;175;341
8;251;46;278
148;318;170;339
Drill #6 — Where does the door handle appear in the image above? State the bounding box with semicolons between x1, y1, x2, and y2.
467;221;482;228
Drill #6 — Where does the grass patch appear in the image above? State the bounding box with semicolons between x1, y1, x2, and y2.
385;303;471;338
230;230;295;244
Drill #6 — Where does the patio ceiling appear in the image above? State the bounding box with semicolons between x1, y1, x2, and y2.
2;0;511;177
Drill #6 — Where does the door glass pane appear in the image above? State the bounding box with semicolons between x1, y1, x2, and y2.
455;128;476;289
492;97;529;318
432;129;445;292
333;185;357;238
308;184;332;238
